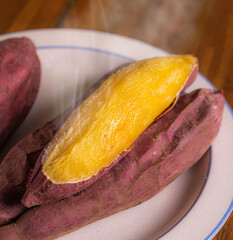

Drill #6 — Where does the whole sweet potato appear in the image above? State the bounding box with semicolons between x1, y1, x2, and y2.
0;89;225;240
0;37;41;148
22;60;198;207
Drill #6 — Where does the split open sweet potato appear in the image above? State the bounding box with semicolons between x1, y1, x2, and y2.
22;55;198;207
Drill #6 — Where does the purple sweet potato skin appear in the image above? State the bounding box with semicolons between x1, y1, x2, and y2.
0;88;225;240
22;64;199;208
0;37;41;148
0;66;124;226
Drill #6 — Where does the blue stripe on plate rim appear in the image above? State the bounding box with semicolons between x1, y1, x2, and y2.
36;44;233;240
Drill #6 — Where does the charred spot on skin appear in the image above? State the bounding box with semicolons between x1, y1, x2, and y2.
73;190;85;198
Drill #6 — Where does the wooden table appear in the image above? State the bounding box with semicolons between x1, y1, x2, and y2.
0;0;232;239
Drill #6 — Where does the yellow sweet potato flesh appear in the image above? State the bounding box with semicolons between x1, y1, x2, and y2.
42;55;197;183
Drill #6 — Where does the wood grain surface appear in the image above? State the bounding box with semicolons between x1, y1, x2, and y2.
0;0;232;239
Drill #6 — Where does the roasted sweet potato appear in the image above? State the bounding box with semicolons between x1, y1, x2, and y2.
22;55;198;207
0;57;197;225
0;37;41;148
0;89;225;240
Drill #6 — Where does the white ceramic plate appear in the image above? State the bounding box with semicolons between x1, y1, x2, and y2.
0;29;232;240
